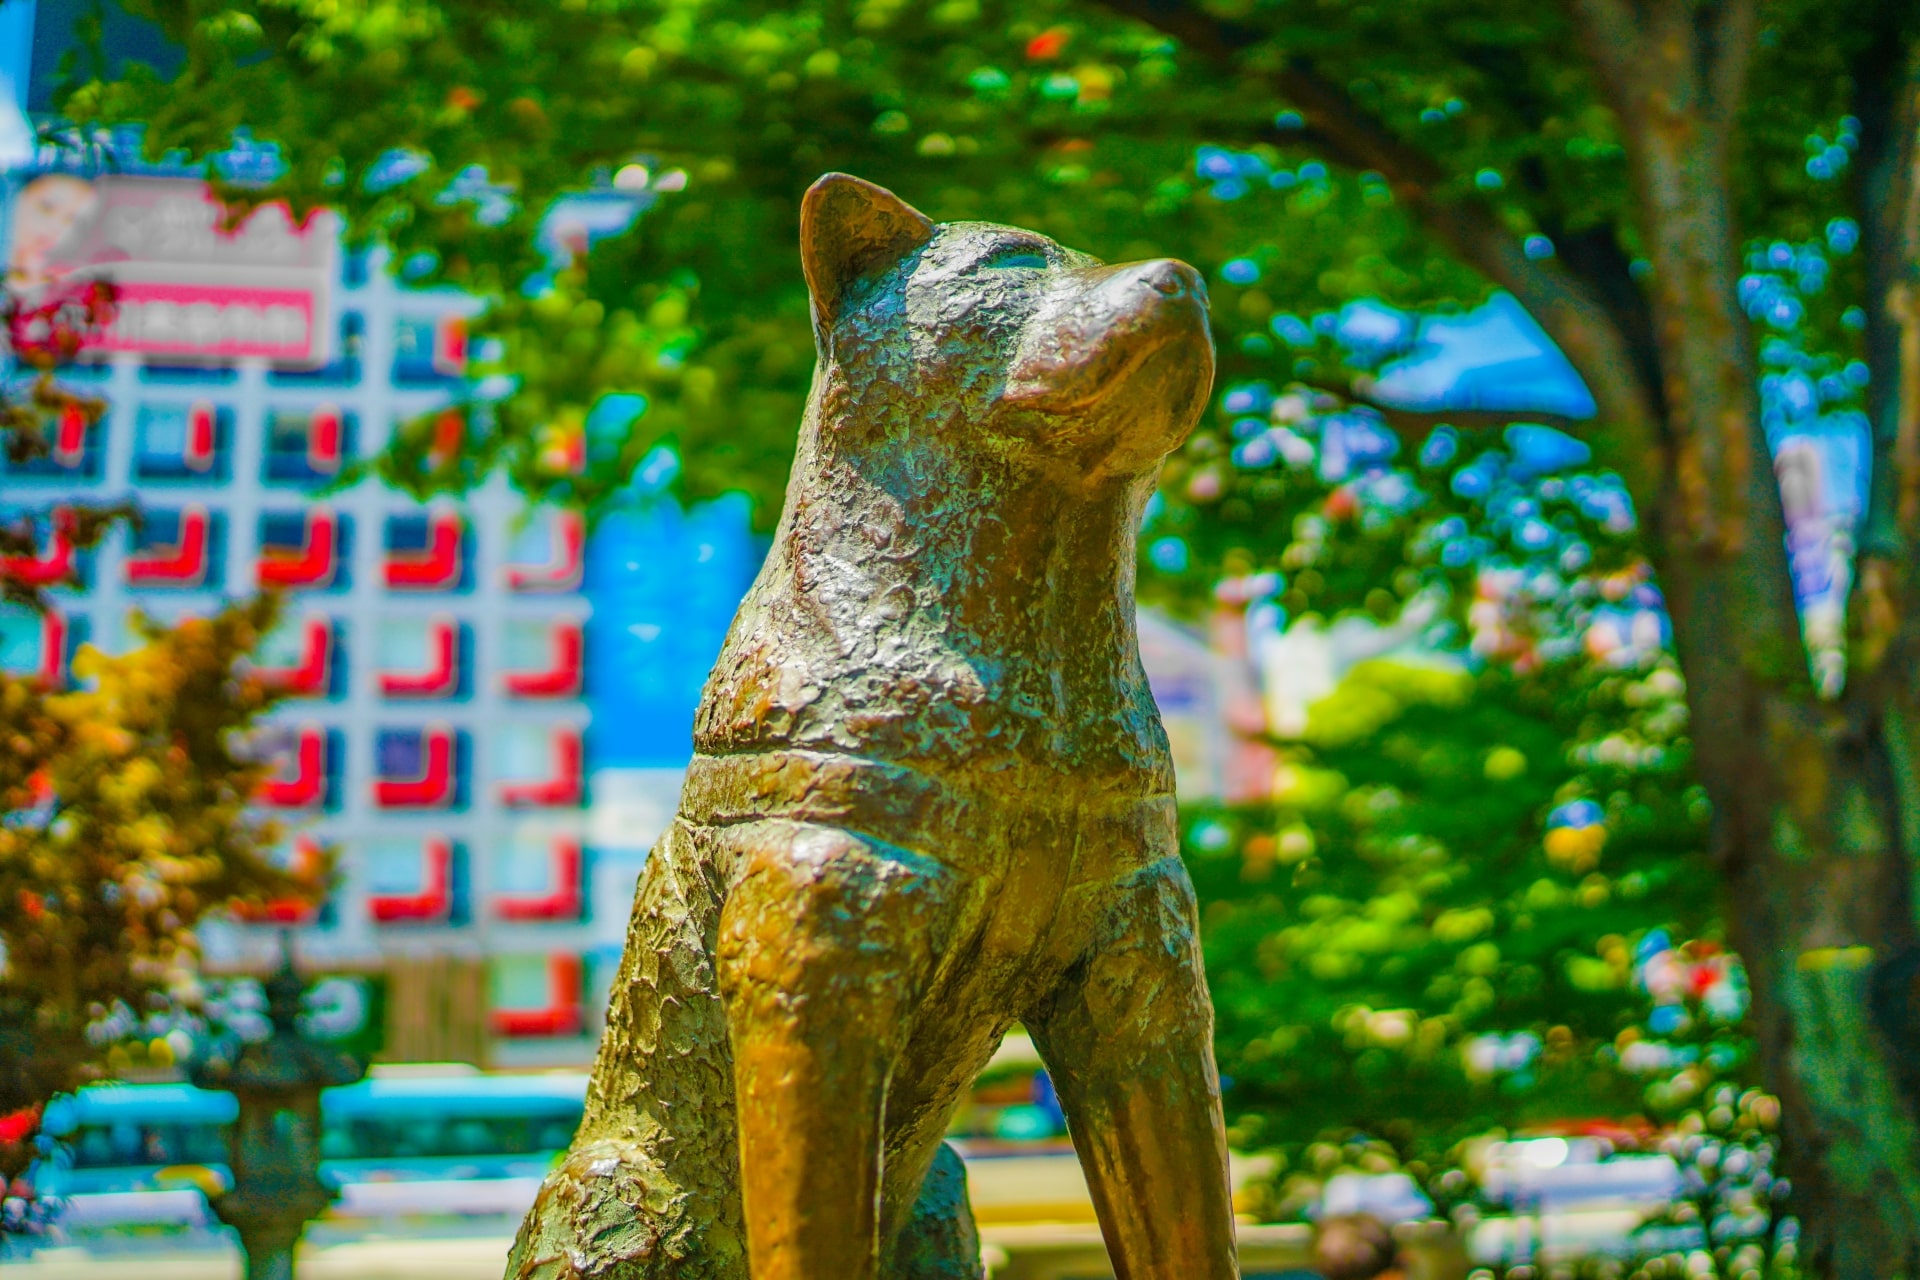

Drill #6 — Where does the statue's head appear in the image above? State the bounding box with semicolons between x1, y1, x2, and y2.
801;173;1215;482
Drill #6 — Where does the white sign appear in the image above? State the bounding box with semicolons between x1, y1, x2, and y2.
7;173;339;366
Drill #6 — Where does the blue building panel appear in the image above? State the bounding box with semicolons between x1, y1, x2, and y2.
584;491;760;770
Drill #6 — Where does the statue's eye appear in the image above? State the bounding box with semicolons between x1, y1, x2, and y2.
981;249;1048;270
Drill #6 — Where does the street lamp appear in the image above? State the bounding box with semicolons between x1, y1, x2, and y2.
190;940;364;1280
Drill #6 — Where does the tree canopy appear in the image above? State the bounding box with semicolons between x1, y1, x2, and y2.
54;1;1489;518
46;0;1874;521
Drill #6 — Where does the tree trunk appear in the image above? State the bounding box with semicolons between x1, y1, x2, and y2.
1668;608;1920;1276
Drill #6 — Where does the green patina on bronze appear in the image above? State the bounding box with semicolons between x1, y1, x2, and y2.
505;174;1238;1280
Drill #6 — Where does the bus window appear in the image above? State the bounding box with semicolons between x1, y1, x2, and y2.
145;1126;178;1164
388;1118;444;1159
318;1108;582;1161
179;1124;228;1163
534;1120;576;1151
318;1126;358;1160
70;1122;228;1168
76;1127;124;1167
445;1120;495;1156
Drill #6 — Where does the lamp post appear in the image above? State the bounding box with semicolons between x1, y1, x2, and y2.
190;941;364;1280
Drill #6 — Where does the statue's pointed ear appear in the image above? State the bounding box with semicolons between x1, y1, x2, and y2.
800;173;934;325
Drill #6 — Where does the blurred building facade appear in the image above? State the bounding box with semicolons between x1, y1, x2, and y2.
0;154;639;1066
0;5;780;1074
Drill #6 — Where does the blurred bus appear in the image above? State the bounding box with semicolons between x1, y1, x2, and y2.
34;1066;589;1228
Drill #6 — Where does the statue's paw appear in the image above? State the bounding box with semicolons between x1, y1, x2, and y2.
505;1139;734;1280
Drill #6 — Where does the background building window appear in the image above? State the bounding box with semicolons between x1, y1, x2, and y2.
137;364;238;386
263;406;354;483
126;507;224;590
392;314;467;384
258;509;351;591
383;510;472;593
376;615;469;699
0;506;90;590
4;402;104;481
269;312;364;387
254;613;345;700
135;402;231;481
257;724;344;812
373;725;467;810
365;836;466;925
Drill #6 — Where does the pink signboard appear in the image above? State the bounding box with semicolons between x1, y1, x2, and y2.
92;281;318;361
6;174;338;367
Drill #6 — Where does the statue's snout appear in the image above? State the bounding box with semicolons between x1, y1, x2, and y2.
1075;258;1208;317
1002;257;1212;423
1138;258;1205;301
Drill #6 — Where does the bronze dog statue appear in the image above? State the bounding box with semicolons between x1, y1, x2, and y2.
507;174;1236;1280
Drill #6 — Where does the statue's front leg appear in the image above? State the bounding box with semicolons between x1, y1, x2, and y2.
716;821;956;1280
505;821;745;1280
1027;858;1240;1280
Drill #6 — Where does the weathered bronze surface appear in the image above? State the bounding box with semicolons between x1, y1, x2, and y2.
506;174;1235;1280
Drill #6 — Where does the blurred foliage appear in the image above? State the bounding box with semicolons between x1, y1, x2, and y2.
1189;655;1716;1168
0;599;321;1184
1155;367;1747;1193
2;267;305;1177
1140;380;1646;631
30;0;1552;521
1198;647;1801;1279
0;235;313;1181
47;0;1880;524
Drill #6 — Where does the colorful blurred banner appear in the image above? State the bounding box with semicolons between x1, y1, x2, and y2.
7;174;338;365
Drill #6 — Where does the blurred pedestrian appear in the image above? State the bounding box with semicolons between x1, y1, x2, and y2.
1308;1212;1405;1280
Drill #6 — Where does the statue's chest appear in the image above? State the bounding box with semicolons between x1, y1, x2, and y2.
696;615;1169;776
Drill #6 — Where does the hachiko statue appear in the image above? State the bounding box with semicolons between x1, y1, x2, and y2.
506;174;1236;1280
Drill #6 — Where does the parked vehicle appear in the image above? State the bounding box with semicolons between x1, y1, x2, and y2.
33;1067;589;1227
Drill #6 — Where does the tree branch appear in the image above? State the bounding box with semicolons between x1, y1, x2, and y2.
1292;373;1588;442
1857;37;1920;561
1090;0;1665;494
1410;37;1668;426
1544;223;1667;422
1852;30;1920;673
1563;0;1777;564
1568;0;1755;149
1562;0;1645;116
1701;0;1761;144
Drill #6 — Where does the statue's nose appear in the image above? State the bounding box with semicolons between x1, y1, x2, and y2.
1139;259;1205;302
